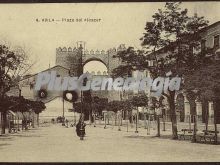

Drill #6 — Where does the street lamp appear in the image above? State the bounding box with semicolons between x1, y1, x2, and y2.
118;110;121;131
104;111;107;129
78;43;84;140
135;108;139;133
62;96;65;126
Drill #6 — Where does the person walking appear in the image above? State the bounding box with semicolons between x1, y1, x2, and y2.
76;114;86;138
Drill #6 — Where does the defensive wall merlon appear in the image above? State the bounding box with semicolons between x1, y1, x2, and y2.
56;44;126;55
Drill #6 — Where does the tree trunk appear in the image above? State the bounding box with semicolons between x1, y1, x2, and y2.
25;118;28;130
205;102;209;132
121;110;123;126
115;114;117;126
1;111;7;134
32;112;35;128
131;113;134;128
163;113;166;131
192;115;197;143
89;103;92;124
168;91;178;139
213;100;218;144
147;115;150;135
37;113;39;127
17;114;20;131
143;111;147;129
8;115;11;133
156;115;160;137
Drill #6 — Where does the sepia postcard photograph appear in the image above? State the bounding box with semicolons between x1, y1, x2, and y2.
0;1;220;163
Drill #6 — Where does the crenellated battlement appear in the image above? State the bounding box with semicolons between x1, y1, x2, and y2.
56;47;78;52
56;43;126;77
56;44;126;54
83;49;107;55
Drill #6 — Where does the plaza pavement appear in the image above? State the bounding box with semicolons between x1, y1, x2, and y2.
0;122;220;162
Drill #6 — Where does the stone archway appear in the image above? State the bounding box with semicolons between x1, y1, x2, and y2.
82;58;109;100
83;57;109;75
56;44;125;101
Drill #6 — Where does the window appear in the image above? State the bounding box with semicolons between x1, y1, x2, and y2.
214;35;220;48
201;39;206;52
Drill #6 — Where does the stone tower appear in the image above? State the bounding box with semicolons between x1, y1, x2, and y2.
56;46;81;76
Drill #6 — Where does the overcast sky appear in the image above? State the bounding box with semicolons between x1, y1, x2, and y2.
0;2;220;74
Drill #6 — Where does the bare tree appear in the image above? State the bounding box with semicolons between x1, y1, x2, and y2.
0;43;35;134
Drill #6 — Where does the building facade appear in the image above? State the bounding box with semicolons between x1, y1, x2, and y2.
146;21;220;124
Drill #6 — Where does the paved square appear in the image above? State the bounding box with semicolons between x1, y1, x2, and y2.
0;123;220;162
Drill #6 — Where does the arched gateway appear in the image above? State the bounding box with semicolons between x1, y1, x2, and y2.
55;42;127;101
56;42;126;76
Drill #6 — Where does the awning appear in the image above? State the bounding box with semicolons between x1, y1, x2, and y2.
8;110;16;116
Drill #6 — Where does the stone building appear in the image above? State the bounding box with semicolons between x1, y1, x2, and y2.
17;65;76;121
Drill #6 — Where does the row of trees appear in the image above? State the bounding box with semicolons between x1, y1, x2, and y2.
111;2;220;139
0;95;46;133
74;94;158;118
0;44;46;134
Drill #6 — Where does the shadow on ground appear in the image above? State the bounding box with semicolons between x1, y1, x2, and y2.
0;135;15;141
0;143;11;149
124;134;220;145
124;134;173;139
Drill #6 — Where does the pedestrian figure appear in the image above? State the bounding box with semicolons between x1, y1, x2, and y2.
51;118;55;124
129;116;132;123
65;119;69;128
76;115;86;137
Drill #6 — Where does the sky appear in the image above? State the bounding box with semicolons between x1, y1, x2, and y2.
0;2;220;74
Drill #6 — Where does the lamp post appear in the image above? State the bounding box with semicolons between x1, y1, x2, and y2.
135;108;138;133
78;43;84;140
147;114;150;135
156;107;161;137
118;110;121;131
62;97;65;126
73;104;76;126
104;112;107;129
126;110;129;132
93;112;96;127
143;107;147;129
